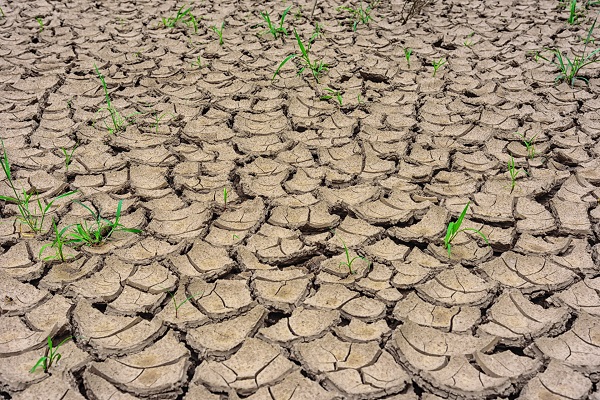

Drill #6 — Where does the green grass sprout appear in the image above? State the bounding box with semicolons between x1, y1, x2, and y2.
223;187;228;210
507;156;526;193
161;4;199;33
258;6;291;39
332;229;369;274
0;142;77;234
464;31;475;47
533;15;600;86
152;111;174;133
514;132;538;159
93;64;139;134
0;6;5;18
35;17;43;32
39;219;72;262
67;199;141;247
321;87;343;106
30;336;72;373
62;143;78;171
404;47;412;68
337;0;380;31
165;290;202;318
191;55;203;68
432;57;446;77
444;201;489;257
211;22;225;46
568;0;579;24
273;28;328;83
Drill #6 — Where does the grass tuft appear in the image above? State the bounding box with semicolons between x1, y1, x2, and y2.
67;199;142;247
93;64;139;134
0;141;77;234
533;15;600;86
337;1;380;31
273;28;328;83
257;6;291;39
30;336;72;373
444;202;489;257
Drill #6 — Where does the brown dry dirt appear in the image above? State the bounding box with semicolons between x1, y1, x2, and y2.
1;0;600;399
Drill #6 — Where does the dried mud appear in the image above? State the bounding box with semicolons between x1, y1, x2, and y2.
1;0;600;399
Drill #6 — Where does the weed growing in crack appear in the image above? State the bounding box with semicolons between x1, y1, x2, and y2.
191;55;203;68
151;111;174;133
431;58;446;77
93;64;139;134
62;143;78;171
514;132;538;159
0;142;77;234
67;199;141;247
211;22;225;46
533;15;600;86
223;187;228;210
161;4;199;33
507;156;526;193
444;201;489;257
273;28;328;83
332;229;369;274
337;0;380;31
165;290;203;318
257;6;291;39
568;0;581;24
320;87;343;106
0;6;6;18
39;219;72;262
35;17;43;32
30;336;72;373
404;47;413;68
464;32;475;47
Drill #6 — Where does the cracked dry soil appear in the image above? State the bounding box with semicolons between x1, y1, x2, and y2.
1;0;600;399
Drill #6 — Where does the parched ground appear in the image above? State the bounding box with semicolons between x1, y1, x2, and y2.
1;0;600;398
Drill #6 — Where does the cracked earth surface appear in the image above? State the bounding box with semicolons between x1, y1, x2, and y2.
1;0;600;398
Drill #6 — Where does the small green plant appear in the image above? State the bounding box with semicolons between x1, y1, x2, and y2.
191;55;203;68
62;143;78;171
357;93;365;104
0;142;77;234
321;87;343;106
257;6;291;39
533;16;600;86
337;0;380;31
568;0;580;24
151;111;174;133
67;199;141;247
94;64;138;134
294;5;304;20
0;5;5;18
404;47;413;68
513;132;538;159
432;58;446;77
211;22;225;46
444;202;489;257
39;219;72;262
464;32;475;47
161;4;199;33
273;28;328;83
35;17;43;32
30;336;72;373
165;290;202;318
223;187;228;210
332;230;369;274
507;156;526;193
